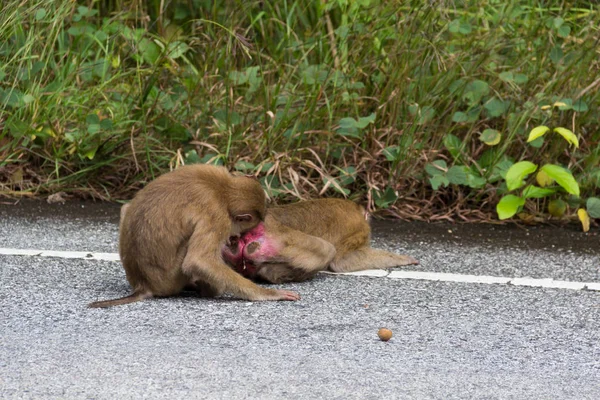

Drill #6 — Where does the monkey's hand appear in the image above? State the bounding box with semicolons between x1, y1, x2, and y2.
248;288;300;301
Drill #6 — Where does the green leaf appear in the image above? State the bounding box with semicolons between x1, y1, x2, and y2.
443;134;462;159
429;175;449;190
484;98;508;117
586;197;600;218
480;129;501;146
234;160;255;172
522;185;556;199
463;80;490;106
557;25;571;38
452;112;468;123
548;199;566;217
550;45;563;64
528;136;544;148
337;117;361;138
505;161;537;191
356;113;376;129
447;166;468;185
514;74;529;84
553;127;579;148
572;99;589;113
425;160;447;176
139;38;161;65
23;94;34;104
499;72;513;82
527;126;550;143
448;19;460;33
540;164;580;196
167;41;189;59
382;146;400;161
86;114;100;125
497;195;525;220
35;8;47;20
374;187;398;208
417;106;435;124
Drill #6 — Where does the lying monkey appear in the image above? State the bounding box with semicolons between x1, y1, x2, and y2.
89;164;299;308
222;198;418;283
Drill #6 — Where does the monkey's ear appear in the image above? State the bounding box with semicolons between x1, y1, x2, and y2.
234;214;254;222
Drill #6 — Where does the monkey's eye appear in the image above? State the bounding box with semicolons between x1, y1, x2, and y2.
235;214;254;223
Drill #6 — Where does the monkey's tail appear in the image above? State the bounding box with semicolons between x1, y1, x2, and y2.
88;291;151;308
330;248;419;273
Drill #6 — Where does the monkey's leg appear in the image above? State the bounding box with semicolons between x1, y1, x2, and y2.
245;226;337;276
182;230;300;301
329;248;418;273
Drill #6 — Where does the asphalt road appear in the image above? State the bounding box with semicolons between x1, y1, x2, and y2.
1;200;599;399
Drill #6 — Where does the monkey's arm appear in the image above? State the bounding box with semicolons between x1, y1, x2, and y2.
182;228;300;301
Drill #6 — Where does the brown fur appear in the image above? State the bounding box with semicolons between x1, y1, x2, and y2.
89;164;299;308
242;199;418;283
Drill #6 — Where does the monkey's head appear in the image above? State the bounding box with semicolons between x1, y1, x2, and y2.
228;175;267;233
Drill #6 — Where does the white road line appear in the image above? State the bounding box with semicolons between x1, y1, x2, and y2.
1;247;598;292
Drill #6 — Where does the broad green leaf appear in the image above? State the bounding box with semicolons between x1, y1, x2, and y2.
374;187;398;208
586;197;600;218
484;98;508;117
540;164;580;196
429;175;449;190
557;25;571;38
452;112;468;123
505;161;537;191
35;8;47;20
514;74;529;84
167;41;189;59
463;80;490;106
234;160;255;171
577;209;590;232
466;172;486;189
528;136;544;148
549;45;563;64
499;72;513;82
417;106;435;124
522;185;556;199
572;99;589;112
447;166;468;185
139;38;161;64
553;127;579;148
480;129;501;146
527;126;549;143
497;195;525;220
425;160;447;176
443;134;462;159
382;146;400;162
356;113;376;129
548;199;566;217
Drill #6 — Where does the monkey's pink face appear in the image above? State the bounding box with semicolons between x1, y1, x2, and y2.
222;223;281;278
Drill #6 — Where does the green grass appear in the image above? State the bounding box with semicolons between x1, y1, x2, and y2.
0;0;599;221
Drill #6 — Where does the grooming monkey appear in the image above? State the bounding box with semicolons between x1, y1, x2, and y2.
222;198;419;283
89;164;299;308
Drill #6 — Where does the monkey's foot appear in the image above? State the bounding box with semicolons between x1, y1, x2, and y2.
398;255;419;265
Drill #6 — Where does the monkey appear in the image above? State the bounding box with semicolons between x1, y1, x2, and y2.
89;164;300;308
222;198;419;284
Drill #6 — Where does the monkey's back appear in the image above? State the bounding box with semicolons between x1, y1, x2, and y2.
119;165;233;294
268;199;370;254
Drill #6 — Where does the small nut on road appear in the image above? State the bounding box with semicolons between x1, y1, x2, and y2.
377;328;392;342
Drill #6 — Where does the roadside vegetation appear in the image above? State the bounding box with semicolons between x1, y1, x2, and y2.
1;0;599;226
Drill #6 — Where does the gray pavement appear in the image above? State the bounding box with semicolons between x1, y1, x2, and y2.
1;200;599;399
